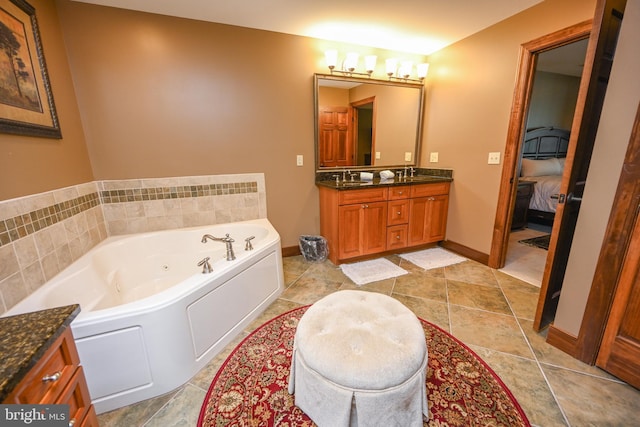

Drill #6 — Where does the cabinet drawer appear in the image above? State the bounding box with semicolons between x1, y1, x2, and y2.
5;328;80;404
57;367;92;427
410;182;450;198
388;186;411;200
387;225;408;250
387;200;409;225
339;187;388;205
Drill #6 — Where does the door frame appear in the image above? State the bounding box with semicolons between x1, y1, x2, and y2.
488;20;592;269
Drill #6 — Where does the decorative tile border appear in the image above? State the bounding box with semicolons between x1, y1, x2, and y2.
0;193;100;247
100;182;258;203
0;182;259;248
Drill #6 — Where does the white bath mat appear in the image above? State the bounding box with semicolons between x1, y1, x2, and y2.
340;258;408;285
399;247;467;270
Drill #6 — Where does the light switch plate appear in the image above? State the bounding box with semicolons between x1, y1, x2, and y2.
376;151;381;159
404;152;412;162
488;152;501;164
296;155;303;166
430;152;439;163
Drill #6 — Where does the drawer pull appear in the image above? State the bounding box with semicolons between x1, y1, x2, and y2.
428;197;435;201
42;371;62;383
362;204;369;209
69;419;76;427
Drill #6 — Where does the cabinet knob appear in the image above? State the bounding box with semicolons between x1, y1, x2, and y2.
42;371;62;383
396;235;401;240
397;211;401;215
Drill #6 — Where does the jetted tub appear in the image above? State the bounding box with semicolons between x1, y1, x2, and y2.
4;218;284;413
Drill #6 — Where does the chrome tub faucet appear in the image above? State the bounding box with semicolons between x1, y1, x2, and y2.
202;233;236;261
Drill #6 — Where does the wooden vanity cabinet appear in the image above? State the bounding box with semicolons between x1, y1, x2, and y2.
319;181;450;264
408;182;450;246
4;328;99;427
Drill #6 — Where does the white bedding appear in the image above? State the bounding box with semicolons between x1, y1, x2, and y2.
523;175;562;213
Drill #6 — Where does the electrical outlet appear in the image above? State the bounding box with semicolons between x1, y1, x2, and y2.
488;152;501;164
375;152;381;159
430;152;439;163
296;155;303;166
404;152;412;162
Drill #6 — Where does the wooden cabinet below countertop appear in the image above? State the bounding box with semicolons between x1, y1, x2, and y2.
319;181;450;264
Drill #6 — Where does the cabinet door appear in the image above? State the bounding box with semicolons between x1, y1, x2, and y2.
338;201;387;259
408;195;449;246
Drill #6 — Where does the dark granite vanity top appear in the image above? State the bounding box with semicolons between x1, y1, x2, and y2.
316;174;453;190
0;304;80;401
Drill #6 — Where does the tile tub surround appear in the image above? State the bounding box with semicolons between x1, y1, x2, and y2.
0;174;267;315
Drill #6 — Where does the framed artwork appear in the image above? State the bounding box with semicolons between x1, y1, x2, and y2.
0;0;61;138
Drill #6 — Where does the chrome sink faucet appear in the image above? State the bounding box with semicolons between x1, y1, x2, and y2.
202;233;236;261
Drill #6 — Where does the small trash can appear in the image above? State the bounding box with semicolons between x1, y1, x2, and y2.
299;235;328;262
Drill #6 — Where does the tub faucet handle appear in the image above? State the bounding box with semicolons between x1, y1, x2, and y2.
197;257;213;274
245;236;255;251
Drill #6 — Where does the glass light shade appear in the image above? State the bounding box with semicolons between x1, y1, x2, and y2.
400;61;413;78
417;63;429;79
364;55;377;73
325;50;338;69
386;58;398;76
344;52;359;72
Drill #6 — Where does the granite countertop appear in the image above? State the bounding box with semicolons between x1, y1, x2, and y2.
0;304;80;401
316;174;453;190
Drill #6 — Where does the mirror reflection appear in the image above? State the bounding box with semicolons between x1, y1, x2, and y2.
314;74;424;170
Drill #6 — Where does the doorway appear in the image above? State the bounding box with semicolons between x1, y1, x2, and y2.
351;96;376;166
501;39;588;287
489;20;592;271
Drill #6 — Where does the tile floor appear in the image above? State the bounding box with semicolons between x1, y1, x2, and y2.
97;243;640;426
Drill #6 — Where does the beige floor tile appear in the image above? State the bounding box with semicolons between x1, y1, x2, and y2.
471;346;568;427
444;260;498;287
393;272;448;303
541;364;640;426
145;384;206;427
97;389;179;427
449;305;534;359
393;293;450;332
495;271;540;320
447;279;512;315
519;319;618;380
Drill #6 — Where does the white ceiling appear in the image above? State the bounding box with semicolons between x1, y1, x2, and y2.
71;0;543;55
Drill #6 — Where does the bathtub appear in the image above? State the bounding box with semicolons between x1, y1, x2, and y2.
4;218;284;414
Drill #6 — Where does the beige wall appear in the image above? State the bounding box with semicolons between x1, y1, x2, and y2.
421;0;596;254
0;0;93;200
53;0;426;248
527;71;581;130
555;0;640;335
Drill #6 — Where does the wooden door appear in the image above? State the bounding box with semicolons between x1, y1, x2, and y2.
318;107;353;167
596;207;640;388
535;0;626;330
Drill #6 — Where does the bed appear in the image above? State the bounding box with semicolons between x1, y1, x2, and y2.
519;127;570;225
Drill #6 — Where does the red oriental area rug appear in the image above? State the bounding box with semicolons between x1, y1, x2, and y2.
198;306;530;426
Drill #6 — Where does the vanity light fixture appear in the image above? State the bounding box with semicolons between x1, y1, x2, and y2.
325;50;427;82
325;50;377;78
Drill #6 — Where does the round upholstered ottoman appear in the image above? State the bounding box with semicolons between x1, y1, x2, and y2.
287;290;428;426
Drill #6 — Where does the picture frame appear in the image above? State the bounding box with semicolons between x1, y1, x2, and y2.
0;0;61;138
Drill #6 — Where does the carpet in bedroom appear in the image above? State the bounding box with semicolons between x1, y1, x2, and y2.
518;234;550;250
